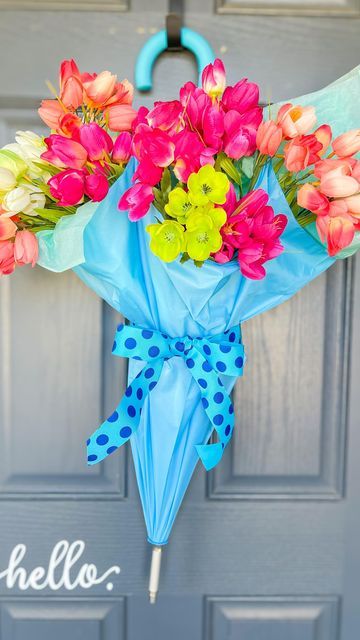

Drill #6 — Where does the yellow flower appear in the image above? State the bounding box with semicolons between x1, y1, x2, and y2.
164;187;194;223
185;211;222;262
147;220;185;262
187;164;229;206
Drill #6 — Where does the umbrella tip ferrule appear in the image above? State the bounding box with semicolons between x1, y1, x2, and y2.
148;545;162;605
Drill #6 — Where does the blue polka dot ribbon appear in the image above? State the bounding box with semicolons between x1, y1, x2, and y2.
87;324;245;471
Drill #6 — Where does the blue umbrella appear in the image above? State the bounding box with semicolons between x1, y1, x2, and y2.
36;65;360;601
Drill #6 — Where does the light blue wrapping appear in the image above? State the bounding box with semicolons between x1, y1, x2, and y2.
35;65;359;545
67;157;332;545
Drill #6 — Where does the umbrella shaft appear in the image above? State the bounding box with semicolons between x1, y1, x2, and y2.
149;546;162;604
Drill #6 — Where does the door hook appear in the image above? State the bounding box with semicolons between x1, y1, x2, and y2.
134;0;215;92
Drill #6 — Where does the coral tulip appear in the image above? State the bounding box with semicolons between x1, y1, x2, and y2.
277;103;317;139
0;240;15;275
256;120;283;156
105;104;137;132
83;70;117;107
38;99;65;130
320;172;359;198
14;230;39;267
297;183;329;216
0;215;17;240
332;129;360;157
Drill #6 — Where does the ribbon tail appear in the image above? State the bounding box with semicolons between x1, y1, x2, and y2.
195;442;224;471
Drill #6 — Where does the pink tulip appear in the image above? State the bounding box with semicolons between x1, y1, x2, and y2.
256;120;283;156
320;172;359;198
201;103;224;152
133;158;163;186
48;169;85;206
105;104;137;132
0;240;15;275
59;59;81;90
332;129;360;157
202;59;226;99
133;125;175;167
213;188;287;279
112;132;132;164
297;183;329;216
277;103;317;139
78;123;113;161
14;230;38;267
147;100;182;133
0;215;17;241
84;172;109;202
223;111;256;159
58;59;84;110
38;99;65;130
222;78;260;114
118;182;154;221
42;134;88;170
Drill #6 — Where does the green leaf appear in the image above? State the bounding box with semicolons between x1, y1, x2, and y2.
240;156;255;179
220;157;242;186
160;168;171;196
180;252;190;264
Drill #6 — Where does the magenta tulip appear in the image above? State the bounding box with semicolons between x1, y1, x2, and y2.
84;172;109;202
42;135;88;170
112;132;132;164
48;169;85;206
118;182;154;221
78;123;113;161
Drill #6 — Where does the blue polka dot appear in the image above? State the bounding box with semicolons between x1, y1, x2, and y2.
133;356;142;361
125;337;137;350
186;358;195;368
112;341;117;352
120;426;132;438
214;392;224;404
229;404;234;414
108;411;119;423
225;424;231;436
117;324;124;331
127;405;136;418
88;454;97;462
142;329;153;339
203;344;211;355
162;333;168;339
175;341;184;352
214;414;224;426
229;332;236;342
202;361;212;372
125;386;132;397
107;446;117;454
216;361;227;372
235;356;243;368
86;438;91;446
198;378;207;389
220;345;231;353
149;346;160;357
145;367;154;379
202;397;209;409
149;381;157;391
96;434;109;446
137;388;143;400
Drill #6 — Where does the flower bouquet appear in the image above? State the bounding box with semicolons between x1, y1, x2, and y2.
1;57;359;597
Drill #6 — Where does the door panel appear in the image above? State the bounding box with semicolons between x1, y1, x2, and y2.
0;1;359;639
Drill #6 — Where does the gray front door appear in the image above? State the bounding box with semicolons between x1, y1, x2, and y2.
0;2;359;638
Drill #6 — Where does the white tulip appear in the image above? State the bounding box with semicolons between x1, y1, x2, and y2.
22;190;46;215
0;167;17;192
2;186;32;214
15;131;46;161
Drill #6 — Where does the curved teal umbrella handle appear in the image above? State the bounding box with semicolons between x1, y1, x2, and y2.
135;27;215;92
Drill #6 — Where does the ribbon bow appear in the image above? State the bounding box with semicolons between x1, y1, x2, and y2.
87;324;245;471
